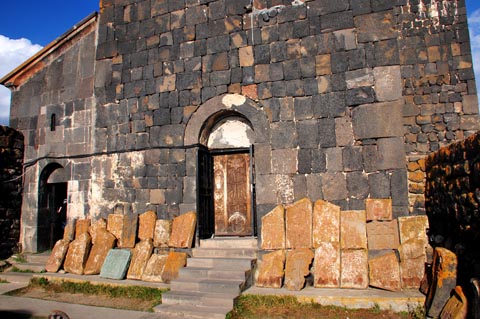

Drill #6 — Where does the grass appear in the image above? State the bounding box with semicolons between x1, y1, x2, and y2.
9;266;35;273
0;279;8;283
11;254;27;263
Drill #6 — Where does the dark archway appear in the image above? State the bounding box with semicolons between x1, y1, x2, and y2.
37;163;67;251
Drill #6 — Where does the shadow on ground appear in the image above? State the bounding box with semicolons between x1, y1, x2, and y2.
0;310;35;318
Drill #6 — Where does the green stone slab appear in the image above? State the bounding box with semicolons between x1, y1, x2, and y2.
100;249;131;280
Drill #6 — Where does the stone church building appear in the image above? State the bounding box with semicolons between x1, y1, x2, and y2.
1;0;479;253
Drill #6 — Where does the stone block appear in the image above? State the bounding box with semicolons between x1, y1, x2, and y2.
45;239;70;273
312;200;340;248
365;198;393;221
368;251;401;291
168;211;197;248
366;220;400;250
75;219;91;239
261;205;286;250
88;218;107;245
398;215;429;245
313;242;340;288
340;210;367;250
341;249;369;289
100;249;132;280
286;198;312;249
84;229;117;275
439;286;467;319
322;172;348;201
141;253;168;282
138;211;157;240
425;247;458;318
153;219;172;247
107;213;138;248
355;11;397;43
107;214;123;240
162;251;187;283
352;100;403;140
127;239;154;280
63;233;92;275
63;219;76;241
373;66;402;102
284;249;314;291
256;250;286;288
271;149;297;174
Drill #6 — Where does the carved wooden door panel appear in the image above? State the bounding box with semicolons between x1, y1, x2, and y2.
213;153;252;236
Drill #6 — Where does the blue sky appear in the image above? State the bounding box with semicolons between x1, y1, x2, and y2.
0;0;479;125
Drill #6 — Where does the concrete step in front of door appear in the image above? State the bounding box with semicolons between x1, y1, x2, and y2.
186;257;255;270
199;237;258;249
192;247;258;259
154;304;231;319
161;290;238;308
170;277;246;294
179;266;251;281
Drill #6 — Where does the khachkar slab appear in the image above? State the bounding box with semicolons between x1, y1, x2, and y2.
313;242;340;288
439;286;467;319
256;250;285;288
63;219;76;241
398;215;429;245
168;211;196;248
88;218;107;245
341;249;368;289
162;251;187;283
138;211;157;241
365;198;392;221
340;210;367;250
368;251;401;291
425;247;457;318
45;239;70;273
107;213;138;248
286;198;312;249
153;219;172;248
127;239;154;280
312;200;340;248
100;249;132;280
261;205;285;250
398;239;427;289
284;249;314;291
84;228;117;275
142;253;169;282
75;219;91;239
366;220;400;250
63;232;92;275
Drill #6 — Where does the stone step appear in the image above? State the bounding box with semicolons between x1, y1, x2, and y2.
192;248;257;259
0;272;33;284
187;257;254;270
200;237;258;249
171;278;245;294
154;304;231;319
26;253;50;264
162;290;238;308
10;262;46;273
179;266;250;281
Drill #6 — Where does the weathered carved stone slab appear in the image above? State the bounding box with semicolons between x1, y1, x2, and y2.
88;218;107;245
168;211;196;248
366;220;400;250
45;239;70;273
340;210;367;250
313;242;340;288
100;249;132;280
425;247;458;318
398;215;429;245
439;286;467;319
312;200;340;248
153;219;172;248
142;253;168;282
162;251;187;283
127;239;154;280
398;239;426;260
399;238;427;289
341;249;368;289
63;232;92;275
84;228;116;275
261;205;285;250
256;250;285;288
284;249;314;291
138;211;157;241
286;198;312;249
365;198;392;221
63;219;76;241
107;213;138;248
75;219;91;239
368;251;401;291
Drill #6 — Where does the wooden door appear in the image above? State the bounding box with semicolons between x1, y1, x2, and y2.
213;153;252;236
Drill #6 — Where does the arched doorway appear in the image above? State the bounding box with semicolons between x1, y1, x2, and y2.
37;164;68;251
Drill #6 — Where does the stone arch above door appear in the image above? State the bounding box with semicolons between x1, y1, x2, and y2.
184;94;270;146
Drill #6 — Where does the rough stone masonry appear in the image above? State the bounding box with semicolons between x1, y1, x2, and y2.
0;0;479;252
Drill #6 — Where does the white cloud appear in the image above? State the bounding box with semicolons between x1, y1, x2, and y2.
469;9;480;97
0;35;42;126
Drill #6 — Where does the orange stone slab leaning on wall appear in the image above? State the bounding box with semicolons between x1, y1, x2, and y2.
340;210;367;250
107;213;138;248
88;218;107;245
153;219;172;248
366;220;400;250
75;219;91;239
341;249;369;289
84;228;116;275
45;239;70;273
284;249;314;291
168;211;197;248
63;232;92;275
261;205;285;250
313;242;340;288
138;210;157;240
63;219;76;241
285;198;312;249
162;251;187;283
142;253;169;282
256;250;286;288
368;251;401;291
365;198;393;221
127;239;154;280
312;200;340;248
